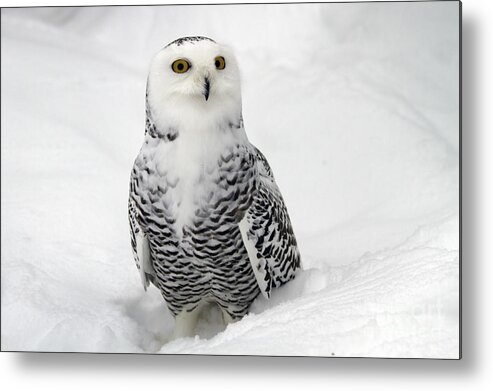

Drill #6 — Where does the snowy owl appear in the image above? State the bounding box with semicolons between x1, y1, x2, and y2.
128;36;301;339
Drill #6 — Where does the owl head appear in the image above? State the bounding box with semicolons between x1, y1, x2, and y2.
146;37;242;129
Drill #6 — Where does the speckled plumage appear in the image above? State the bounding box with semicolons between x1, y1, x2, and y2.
128;37;301;337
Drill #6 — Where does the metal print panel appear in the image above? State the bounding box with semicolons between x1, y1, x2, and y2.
0;1;461;358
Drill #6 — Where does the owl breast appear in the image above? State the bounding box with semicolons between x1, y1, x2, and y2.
130;134;261;317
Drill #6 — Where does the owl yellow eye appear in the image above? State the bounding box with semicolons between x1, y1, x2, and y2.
171;59;190;73
214;56;226;70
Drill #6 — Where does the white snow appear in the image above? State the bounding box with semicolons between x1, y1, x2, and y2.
1;2;459;358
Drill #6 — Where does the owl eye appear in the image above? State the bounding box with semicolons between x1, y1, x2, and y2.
172;59;191;73
214;56;226;70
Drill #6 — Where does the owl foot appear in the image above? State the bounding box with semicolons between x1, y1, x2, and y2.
171;307;202;340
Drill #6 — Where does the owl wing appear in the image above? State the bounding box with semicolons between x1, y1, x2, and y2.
128;186;155;291
238;147;302;299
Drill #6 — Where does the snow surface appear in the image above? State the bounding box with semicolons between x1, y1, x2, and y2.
1;2;459;358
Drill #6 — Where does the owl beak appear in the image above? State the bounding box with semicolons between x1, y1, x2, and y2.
203;77;210;101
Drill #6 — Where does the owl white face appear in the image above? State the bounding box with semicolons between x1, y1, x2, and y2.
147;37;242;126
